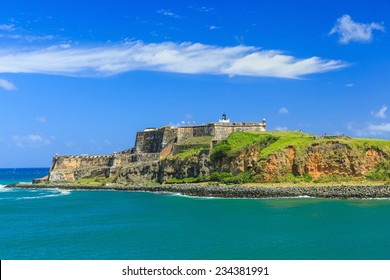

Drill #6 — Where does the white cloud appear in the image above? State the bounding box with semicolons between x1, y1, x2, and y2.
345;83;354;87
0;33;55;42
0;23;55;42
36;116;47;123
0;78;17;91
13;134;52;148
348;121;390;137
197;6;214;13
278;107;289;115
330;14;385;44
0;24;15;31
274;126;288;131
0;41;347;79
367;123;390;134
209;25;221;30
157;9;182;18
188;6;214;13
372;105;387;119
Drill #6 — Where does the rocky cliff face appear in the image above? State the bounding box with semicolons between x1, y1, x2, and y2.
111;150;211;184
257;143;387;182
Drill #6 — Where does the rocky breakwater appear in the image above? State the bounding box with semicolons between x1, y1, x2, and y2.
8;183;390;199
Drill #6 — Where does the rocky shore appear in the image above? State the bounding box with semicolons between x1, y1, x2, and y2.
6;183;390;199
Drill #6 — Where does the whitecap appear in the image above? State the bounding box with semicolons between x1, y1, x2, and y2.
0;184;13;192
15;189;72;200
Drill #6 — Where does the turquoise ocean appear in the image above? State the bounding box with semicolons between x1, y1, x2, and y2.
1;168;390;260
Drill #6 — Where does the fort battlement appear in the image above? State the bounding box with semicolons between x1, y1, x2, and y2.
48;114;266;182
134;116;266;154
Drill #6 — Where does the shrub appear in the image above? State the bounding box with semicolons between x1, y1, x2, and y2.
165;177;198;184
210;143;231;161
210;172;233;182
366;161;390;181
303;173;313;182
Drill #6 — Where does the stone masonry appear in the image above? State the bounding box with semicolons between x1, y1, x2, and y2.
48;115;266;182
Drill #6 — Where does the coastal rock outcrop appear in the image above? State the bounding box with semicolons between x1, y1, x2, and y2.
43;129;389;185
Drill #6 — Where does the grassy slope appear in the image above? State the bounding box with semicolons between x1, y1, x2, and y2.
210;131;390;184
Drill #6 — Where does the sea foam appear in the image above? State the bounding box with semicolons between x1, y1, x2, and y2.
15;189;72;200
0;184;13;192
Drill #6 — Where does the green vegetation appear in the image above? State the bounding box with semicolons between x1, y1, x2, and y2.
366;160;390;181
212;131;389;163
272;173;313;183
209;171;254;184
211;132;279;161
169;147;205;160
210;172;234;182
75;175;112;186
341;138;390;154
165;176;210;184
170;136;214;160
209;131;390;184
259;133;314;160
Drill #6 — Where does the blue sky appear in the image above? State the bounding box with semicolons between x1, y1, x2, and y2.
0;0;389;167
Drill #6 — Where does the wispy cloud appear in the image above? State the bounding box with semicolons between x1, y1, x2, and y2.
0;22;56;44
197;6;214;13
348;121;390;137
209;25;221;30
0;33;55;42
0;24;15;31
188;5;214;13
367;123;390;134
348;106;389;137
0;41;348;79
278;107;289;115
0;78;17;91
13;134;52;148
372;105;387;119
345;83;354;87
157;9;182;19
330;14;385;44
36;116;48;123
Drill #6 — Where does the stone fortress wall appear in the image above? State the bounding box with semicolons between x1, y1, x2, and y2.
48;115;267;182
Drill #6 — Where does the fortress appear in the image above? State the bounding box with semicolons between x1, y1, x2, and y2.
47;115;266;182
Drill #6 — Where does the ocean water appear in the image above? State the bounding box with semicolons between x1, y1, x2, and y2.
1;168;390;260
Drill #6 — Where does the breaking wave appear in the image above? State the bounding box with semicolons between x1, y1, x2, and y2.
15;189;72;200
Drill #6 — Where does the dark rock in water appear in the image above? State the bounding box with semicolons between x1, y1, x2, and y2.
32;175;48;184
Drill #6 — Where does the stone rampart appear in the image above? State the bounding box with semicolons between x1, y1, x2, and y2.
213;122;266;141
135;126;177;154
49;154;113;182
177;124;214;142
50;154;112;171
46;118;267;183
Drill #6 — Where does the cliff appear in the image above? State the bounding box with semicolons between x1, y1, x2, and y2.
209;132;389;184
42;130;390;186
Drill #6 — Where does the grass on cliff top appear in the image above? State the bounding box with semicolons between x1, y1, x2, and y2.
259;133;315;159
211;131;390;162
338;138;390;154
169;147;205;160
75;175;112;186
253;132;390;159
211;131;314;161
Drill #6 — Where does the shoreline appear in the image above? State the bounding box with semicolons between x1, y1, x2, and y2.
6;182;390;199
